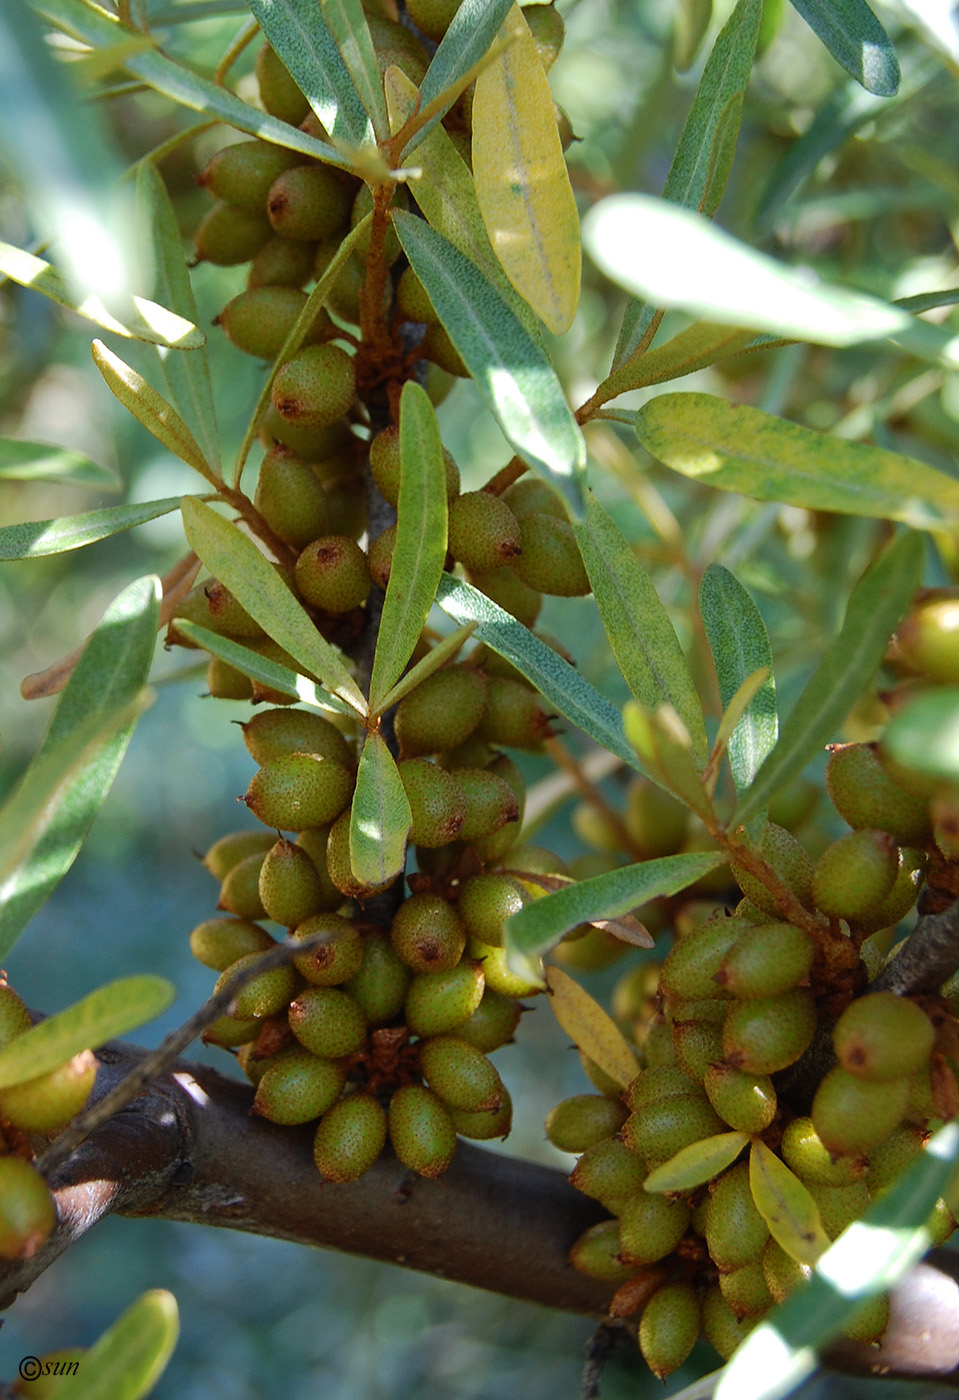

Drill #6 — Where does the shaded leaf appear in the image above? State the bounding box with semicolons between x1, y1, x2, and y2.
623;703;714;820
0;500;180;561
636;394;959;530
435;575;639;771
576;494;707;764
135;163;220;468
0;576;159;957
0;439;119;488
545;966;638;1088
320;0;389;141
56;1289;179;1400
472;4;580;335
613;0;763;367
0;239;202;349
716;1121;959;1400
393;212;587;517
506;851;724;970
0;976;174;1089
789;0;900;95
180;498;366;714
700;564;777;795
882;688;959;784
749;1141;830;1265
92;340;216;483
369;382;448;713
411;0;516;152
174;621;360;719
645;1131;748;1192
733;531;922;826
349;733;411;888
374;623;476;714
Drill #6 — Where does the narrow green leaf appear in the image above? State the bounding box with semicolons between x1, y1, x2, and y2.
674;0;713;71
435;574;639;771
612;0;763;367
135;163;220;468
883;688;959;784
393;212;587;518
247;0;374;148
645;1131;748;1193
36;0;351;170
595;321;757;403
700;564;777;795
506;851;723;969
749;1141;830;1265
700;91;744;217
623;702;715;819
0;239;203;349
733;531;922;826
0;499;181;561
0;575;159;956
349;733;411;888
411;0;516;152
180;498;367;714
716;1121;959;1400
576;494;707;765
369;382;448;713
897;289;959;314
0;976;175;1089
92;340;216;483
56;1289;179;1400
374;622;476;715
636;394;959;530
174;621;360;719
790;0;899;95
320;0;389;141
545;966;639;1088
0;439;119;488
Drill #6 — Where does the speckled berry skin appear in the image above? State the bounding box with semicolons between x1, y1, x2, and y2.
833;992;935;1082
313;1094;387;1182
389;1083;457;1177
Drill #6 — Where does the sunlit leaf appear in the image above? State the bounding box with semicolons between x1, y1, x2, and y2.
0;575;159;957
733;531;922;826
700;564;777;795
635;394;959;530
180;498;367;714
349;733;411;888
472;4;580;335
0;439;119;488
435;575;639;770
92;340;216;483
623;703;714;819
0;500;181;561
749;1141;830;1265
545;966;638;1088
369;382;448;713
594;321;758;403
576;494;707;764
374;623;476;715
320;0;389;141
645;1132;748;1192
789;0;899;95
56;1289;179;1400
407;0;515;152
393;212;587;518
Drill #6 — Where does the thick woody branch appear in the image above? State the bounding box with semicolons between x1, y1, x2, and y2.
3;1042;959;1387
874;897;959;996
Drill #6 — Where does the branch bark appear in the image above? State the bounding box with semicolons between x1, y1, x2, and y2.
3;1041;959;1387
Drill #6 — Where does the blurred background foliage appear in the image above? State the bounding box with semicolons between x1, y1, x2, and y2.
0;0;958;1393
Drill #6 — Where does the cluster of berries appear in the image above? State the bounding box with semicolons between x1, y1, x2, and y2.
0;982;97;1265
554;742;956;1375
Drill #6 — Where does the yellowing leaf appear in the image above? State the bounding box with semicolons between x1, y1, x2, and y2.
472;5;580;334
749;1140;830;1266
645;1132;748;1193
545;965;638;1088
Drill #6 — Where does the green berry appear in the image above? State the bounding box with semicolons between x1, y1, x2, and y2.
624;780;689;859
217;286;324;360
545;1094;628;1152
468;566;542;628
458;874;527;948
731;823;815;918
323;808;397;901
618;1192;691;1265
762;1236;812;1304
897;591;959;683
639;1283;701;1379
253;1049;348;1123
624;1065;699;1112
659;915;745;1002
833;992;935;1082
256;41;310;123
405;961;485;1036
812;828;900;920
258;837;326;926
855;846;926;934
467;935;544;998
407;0;462;40
272;345;356;428
826;743;931;845
523;2;566;70
811;1065;911;1155
452;988;522;1052
255;446;332;547
843;1291;890;1344
865;1124;926;1192
295;535;371;613
719;1261;774;1318
267;165;352;242
367;524;396;589
622;1092;725;1164
190;917;275;971
345;931;411;1023
568;1220;635;1282
716;922;815;999
703;1284;761;1359
218;851;268;920
294;827;350;913
199;138;300;212
0;982;32;1049
194;202;272;265
0;1157;56;1260
450;1087;513;1140
396;266;440;325
475;676;553;750
260;404;353;462
805;1178;870;1239
420;323;469;377
0;1051;97;1134
215;952;298;1019
706;1162;770;1269
388;1083;457;1178
288;985;367;1058
454;768;521;843
394;666;487;759
313;1094;387;1182
670;1018;725;1084
202;1012;261;1046
390;894;466;973
418;1035;504;1112
399;759;468;847
368;425;460;506
241;707;353;769
447;492;522;574
502;475;568;521
511;514;590;596
202;829;275;881
244;753;354;831
722;988;817;1075
291;912;363;985
703;1063;777;1133
248;235;317;290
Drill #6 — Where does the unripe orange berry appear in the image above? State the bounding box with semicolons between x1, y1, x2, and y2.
0;1157;56;1260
